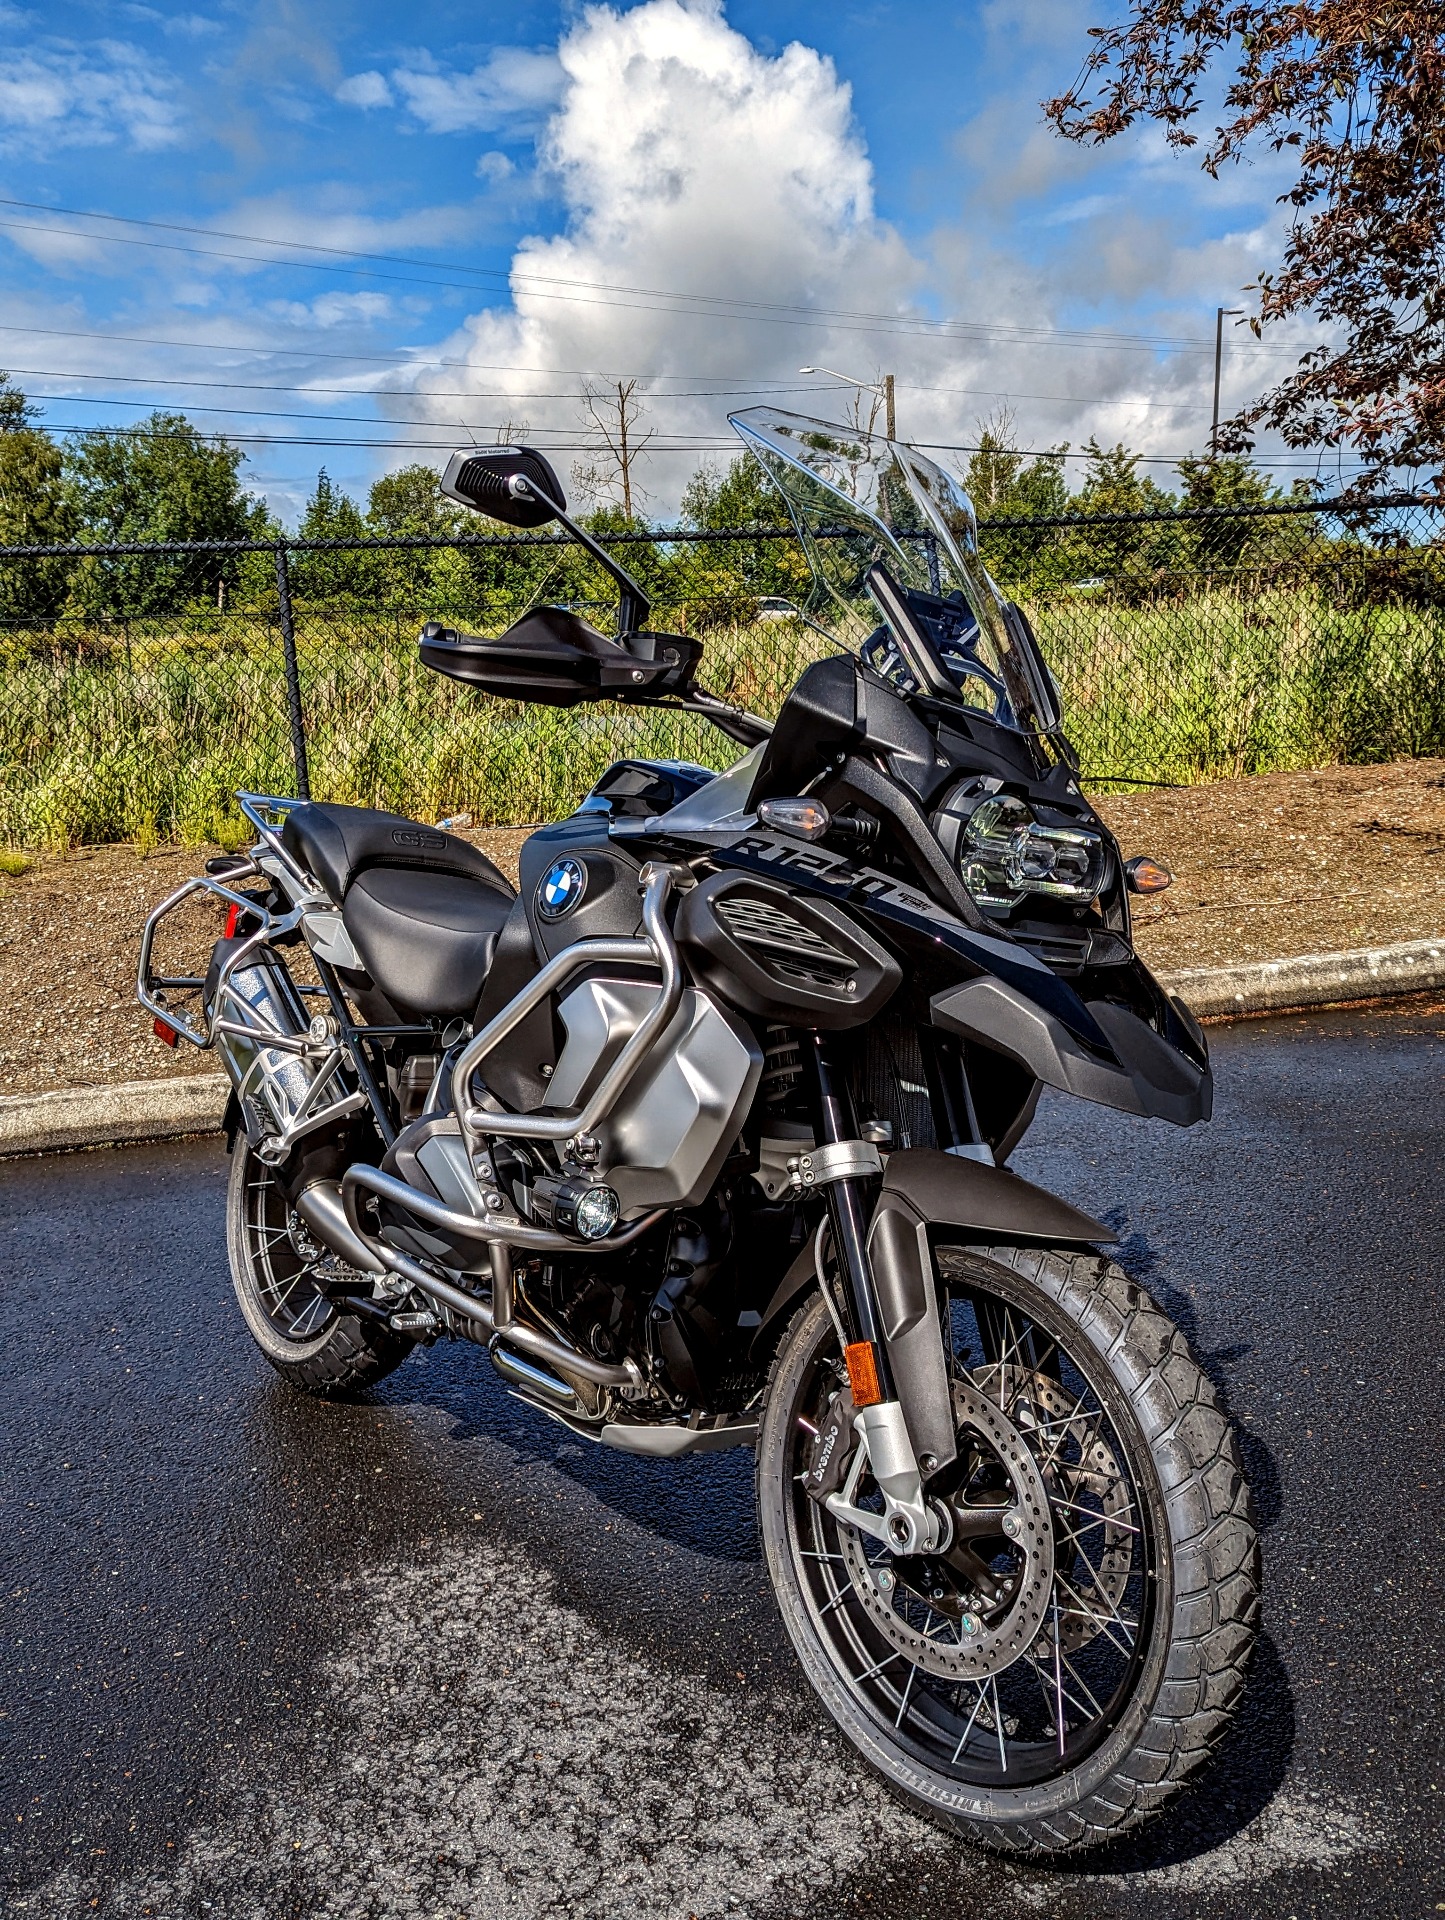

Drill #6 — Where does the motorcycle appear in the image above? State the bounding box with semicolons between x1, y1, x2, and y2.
138;410;1258;1853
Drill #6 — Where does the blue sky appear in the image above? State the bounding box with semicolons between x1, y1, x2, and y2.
0;0;1331;520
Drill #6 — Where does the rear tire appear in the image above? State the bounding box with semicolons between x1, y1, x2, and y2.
756;1243;1259;1854
226;1136;413;1397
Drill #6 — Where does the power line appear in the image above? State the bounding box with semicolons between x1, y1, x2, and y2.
4;364;1225;418
0;195;1309;357
0;364;851;404
29;414;1370;472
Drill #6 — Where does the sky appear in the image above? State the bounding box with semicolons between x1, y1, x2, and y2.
0;0;1347;523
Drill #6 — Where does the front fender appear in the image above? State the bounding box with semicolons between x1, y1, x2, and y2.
868;1148;1114;1477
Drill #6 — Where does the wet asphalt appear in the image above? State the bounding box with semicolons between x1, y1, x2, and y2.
2;1001;1443;1920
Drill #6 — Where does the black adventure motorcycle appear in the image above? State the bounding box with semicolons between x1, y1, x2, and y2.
139;410;1258;1854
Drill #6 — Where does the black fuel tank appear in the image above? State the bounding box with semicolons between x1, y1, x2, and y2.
518;817;645;959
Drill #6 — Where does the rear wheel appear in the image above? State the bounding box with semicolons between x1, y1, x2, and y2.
756;1244;1259;1853
226;1136;413;1396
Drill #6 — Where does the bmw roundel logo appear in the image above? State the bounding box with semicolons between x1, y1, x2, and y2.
537;856;587;919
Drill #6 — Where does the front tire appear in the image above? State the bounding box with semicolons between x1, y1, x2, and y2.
756;1244;1259;1854
226;1136;414;1397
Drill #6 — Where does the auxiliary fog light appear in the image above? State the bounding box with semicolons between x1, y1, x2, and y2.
569;1182;622;1241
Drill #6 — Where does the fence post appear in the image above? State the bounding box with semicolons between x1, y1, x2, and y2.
274;540;311;799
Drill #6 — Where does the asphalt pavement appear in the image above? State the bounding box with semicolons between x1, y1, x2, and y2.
2;1001;1442;1920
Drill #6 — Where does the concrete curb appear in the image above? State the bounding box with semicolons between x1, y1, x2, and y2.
1161;934;1445;1019
3;935;1444;1157
0;1073;228;1158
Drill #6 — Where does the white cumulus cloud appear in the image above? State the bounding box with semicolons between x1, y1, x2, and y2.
404;0;920;503
391;47;564;135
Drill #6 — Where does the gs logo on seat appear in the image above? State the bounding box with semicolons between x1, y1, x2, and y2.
537;856;587;919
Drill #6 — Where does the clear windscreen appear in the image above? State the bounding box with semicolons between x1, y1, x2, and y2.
729;407;1060;738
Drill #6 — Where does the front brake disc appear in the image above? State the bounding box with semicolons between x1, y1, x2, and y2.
977;1363;1135;1655
837;1372;1055;1680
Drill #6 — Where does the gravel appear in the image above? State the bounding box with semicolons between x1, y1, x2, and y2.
3;758;1443;1097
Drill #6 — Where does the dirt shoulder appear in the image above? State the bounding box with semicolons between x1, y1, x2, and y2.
2;761;1442;1098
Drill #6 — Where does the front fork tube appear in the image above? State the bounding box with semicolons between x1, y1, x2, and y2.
808;1033;897;1399
806;1035;946;1557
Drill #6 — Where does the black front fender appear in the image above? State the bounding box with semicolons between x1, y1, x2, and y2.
868;1148;1115;1477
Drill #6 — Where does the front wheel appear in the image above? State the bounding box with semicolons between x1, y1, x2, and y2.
756;1244;1259;1854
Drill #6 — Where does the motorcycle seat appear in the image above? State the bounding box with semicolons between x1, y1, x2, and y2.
341;866;515;1019
280;800;513;905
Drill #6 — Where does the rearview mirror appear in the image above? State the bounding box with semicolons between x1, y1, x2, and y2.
440;447;567;529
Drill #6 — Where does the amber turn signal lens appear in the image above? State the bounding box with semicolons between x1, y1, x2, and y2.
844;1340;883;1408
1124;855;1173;895
758;796;831;842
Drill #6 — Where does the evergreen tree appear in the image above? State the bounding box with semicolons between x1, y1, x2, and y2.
290;469;374;603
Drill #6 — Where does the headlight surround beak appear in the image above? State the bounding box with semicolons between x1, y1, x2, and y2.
960;795;1107;908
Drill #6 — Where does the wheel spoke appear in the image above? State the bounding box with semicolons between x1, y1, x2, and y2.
894;1664;917;1729
1052;1494;1140;1538
949;1681;991;1764
1050;1594;1067;1756
818;1579;855;1618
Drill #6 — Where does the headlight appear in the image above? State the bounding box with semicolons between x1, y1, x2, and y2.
959;794;1106;908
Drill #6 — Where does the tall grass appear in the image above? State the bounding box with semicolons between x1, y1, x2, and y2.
2;585;1443;849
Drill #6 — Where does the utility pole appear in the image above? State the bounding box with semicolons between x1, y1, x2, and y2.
884;372;896;441
1212;308;1244;457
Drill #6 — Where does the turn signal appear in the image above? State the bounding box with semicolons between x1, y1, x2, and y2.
758;797;830;842
1124;855;1173;895
844;1340;883;1408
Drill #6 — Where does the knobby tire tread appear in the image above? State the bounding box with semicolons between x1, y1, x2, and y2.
944;1247;1260;1855
758;1242;1260;1856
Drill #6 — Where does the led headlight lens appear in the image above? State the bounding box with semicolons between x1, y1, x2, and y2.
571;1183;621;1241
960;795;1106;907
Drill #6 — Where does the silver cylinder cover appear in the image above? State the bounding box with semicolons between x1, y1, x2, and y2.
548;978;763;1209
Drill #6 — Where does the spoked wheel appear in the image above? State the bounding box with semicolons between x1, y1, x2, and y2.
757;1244;1259;1853
226;1136;414;1396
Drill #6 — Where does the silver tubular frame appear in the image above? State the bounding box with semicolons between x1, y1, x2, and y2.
451;861;684;1153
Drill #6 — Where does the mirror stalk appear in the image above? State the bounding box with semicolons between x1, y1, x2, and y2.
512;476;652;638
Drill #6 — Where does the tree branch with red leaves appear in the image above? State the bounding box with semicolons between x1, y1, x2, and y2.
1044;4;1445;496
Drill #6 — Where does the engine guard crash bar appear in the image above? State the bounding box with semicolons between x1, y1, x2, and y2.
451;860;685;1159
333;1165;655;1390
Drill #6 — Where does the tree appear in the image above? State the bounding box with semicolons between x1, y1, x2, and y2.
67;413;266;617
676;451;810;621
680;454;792;530
573;378;654;519
364;462;473;610
1044;6;1445;495
367;464;469;539
0;378;75;623
290;470;374;603
1075;439;1175;514
963;411;1071;519
0;370;41;434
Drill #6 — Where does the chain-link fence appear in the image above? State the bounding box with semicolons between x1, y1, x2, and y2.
2;493;1442;849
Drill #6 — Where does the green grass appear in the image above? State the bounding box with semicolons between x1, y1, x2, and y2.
2;587;1443;849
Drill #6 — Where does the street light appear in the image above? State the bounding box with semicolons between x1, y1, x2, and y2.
1211;308;1245;457
799;364;896;439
